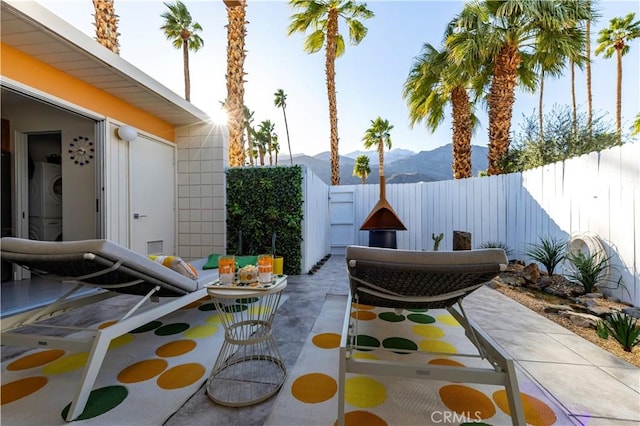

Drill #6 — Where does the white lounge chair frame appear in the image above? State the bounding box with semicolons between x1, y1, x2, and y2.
337;245;525;426
1;238;217;422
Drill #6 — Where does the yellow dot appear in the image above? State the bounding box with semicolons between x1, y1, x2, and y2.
335;410;388;426
184;324;217;339
7;350;65;371
313;333;341;349
351;311;377;320
436;314;460;326
109;333;134;350
493;390;557;426
428;358;466;367
345;376;386;408
353;352;379;360
157;363;205;389
118;359;168;383
291;373;337;403
248;305;270;316
156;340;197;357
418;340;457;354
412;325;445;339
206;313;233;324
1;377;48;404
439;384;496;419
42;352;88;374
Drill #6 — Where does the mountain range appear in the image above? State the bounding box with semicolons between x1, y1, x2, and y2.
291;144;489;185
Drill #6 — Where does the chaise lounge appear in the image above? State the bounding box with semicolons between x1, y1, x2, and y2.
338;245;526;425
0;237;218;421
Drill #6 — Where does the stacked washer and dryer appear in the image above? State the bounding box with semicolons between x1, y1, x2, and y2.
29;161;63;241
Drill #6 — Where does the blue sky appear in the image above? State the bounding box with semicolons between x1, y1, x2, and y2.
38;0;640;156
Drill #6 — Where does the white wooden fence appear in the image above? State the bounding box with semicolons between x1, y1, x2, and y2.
326;142;640;306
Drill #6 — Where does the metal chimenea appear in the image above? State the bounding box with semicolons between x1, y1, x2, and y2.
360;176;406;249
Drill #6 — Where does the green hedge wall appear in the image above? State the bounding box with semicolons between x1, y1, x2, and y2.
226;165;303;275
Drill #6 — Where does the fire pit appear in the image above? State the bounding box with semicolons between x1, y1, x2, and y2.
360;176;406;249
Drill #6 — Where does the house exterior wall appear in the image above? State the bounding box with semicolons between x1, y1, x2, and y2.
1;43;176;142
176;123;228;260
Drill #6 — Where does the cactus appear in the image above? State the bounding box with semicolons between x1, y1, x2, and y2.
432;232;444;251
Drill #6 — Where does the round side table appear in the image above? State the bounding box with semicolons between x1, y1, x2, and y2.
206;276;287;407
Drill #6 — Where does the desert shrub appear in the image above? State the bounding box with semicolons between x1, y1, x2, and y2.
603;312;640;352
565;251;611;293
524;236;566;275
479;241;513;257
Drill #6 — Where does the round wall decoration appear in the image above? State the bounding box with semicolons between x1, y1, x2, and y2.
68;136;94;166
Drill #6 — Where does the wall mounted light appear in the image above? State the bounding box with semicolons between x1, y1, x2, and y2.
117;125;138;142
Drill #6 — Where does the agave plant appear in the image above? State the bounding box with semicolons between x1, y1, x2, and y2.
524;236;567;275
479;241;513;257
565;251;611;293
603;312;640;352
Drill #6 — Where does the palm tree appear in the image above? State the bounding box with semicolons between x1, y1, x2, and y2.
92;0;120;54
404;36;483;179
258;120;276;166
272;135;280;165
287;0;374;185
449;0;590;175
160;1;204;102
243;106;256;166
362;117;393;179
274;89;293;165
632;113;640;136
223;0;248;167
352;154;370;185
596;12;640;141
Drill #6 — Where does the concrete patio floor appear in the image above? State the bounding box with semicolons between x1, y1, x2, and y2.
2;254;639;425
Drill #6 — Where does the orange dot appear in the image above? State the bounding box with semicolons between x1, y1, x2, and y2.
493;390;557;426
428;358;466;367
351;310;377;320
157;363;205;389
7;350;65;371
439;384;496;419
291;373;337;403
156;340;197;357
99;320;117;329
312;333;341;349
118;359;168;383
352;303;374;310
333;410;388;426
1;377;48;404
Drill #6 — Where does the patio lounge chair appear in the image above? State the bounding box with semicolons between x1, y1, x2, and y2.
338;245;526;426
0;237;218;422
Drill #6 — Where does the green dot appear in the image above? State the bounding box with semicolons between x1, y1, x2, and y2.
197;303;217;311
383;337;418;354
223;304;248;313
130;321;162;333
407;308;428;313
61;385;127;420
378;311;405;322
407;313;436;324
353;334;380;351
155;323;190;336
237;297;258;304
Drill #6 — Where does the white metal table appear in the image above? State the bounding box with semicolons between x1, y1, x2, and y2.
205;276;287;406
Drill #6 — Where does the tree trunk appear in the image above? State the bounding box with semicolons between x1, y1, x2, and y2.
282;107;293;165
487;43;520;176
183;40;190;101
378;138;384;178
571;61;577;138
586;16;592;137
225;1;247;167
92;0;119;55
326;9;340;185
451;86;472;179
615;48;622;142
539;71;544;142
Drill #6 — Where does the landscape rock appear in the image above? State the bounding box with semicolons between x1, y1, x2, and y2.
560;311;601;328
585;293;603;299
544;304;573;314
537;276;554;289
622;307;640;319
522;263;540;283
586;306;613;317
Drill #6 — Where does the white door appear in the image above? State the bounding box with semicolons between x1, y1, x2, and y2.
129;136;175;255
329;188;356;255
